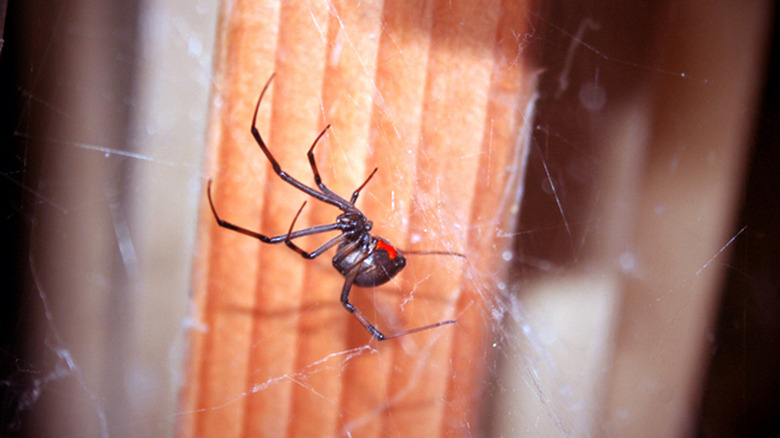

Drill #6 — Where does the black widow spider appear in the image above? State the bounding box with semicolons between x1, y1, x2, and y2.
207;73;464;340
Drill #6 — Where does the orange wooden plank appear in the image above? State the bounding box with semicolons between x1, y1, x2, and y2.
180;1;533;436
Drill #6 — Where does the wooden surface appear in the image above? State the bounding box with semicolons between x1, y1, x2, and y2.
179;1;533;437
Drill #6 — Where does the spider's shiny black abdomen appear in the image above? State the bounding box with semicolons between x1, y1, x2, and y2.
333;236;407;287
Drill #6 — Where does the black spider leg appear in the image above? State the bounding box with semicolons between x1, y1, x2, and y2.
340;262;387;340
304;130;378;205
403;250;466;257
252;73;379;218
336;257;457;341
207;180;342;245
282;201;346;259
250;73;352;211
349;168;378;204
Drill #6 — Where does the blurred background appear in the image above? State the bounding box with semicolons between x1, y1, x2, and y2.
1;0;214;435
1;0;779;436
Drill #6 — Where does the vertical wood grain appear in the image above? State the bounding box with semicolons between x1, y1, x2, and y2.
179;1;533;437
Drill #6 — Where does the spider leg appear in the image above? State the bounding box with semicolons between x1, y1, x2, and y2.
208;180;340;243
381;317;457;340
305;125;333;196
283;201;346;259
250;74;350;210
340;264;387;340
403;250;466;258
349;167;378;204
302;126;371;205
303;125;378;206
338;254;457;341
